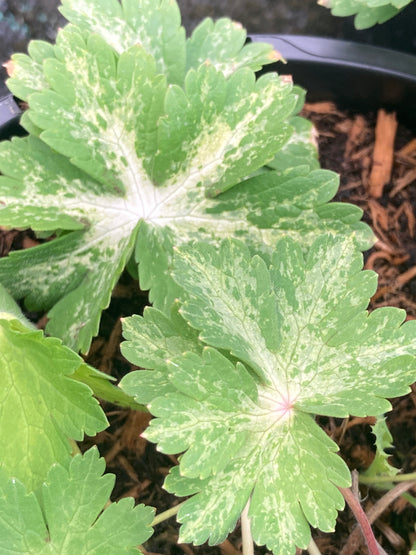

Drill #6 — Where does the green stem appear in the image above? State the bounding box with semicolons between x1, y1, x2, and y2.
72;364;147;411
339;486;379;555
307;537;322;555
151;502;185;527
360;472;416;485
241;499;254;555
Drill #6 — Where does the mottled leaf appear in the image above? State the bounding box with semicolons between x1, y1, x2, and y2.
117;235;416;552
60;0;186;84
185;17;281;76
319;0;411;27
120;303;202;403
0;21;299;351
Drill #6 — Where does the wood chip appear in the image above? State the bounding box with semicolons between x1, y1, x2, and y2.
390;167;416;196
303;101;338;114
368;110;398;198
397;137;416;157
396;265;416;287
344;114;367;158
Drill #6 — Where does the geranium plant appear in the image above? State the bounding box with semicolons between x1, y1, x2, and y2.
0;0;415;553
318;0;414;28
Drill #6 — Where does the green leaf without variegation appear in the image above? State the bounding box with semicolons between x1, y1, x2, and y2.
121;235;416;553
0;447;154;554
362;416;399;480
0;309;108;492
318;0;412;27
0;282;35;328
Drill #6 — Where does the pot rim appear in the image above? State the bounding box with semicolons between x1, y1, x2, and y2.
250;34;416;128
1;34;416;138
251;34;416;82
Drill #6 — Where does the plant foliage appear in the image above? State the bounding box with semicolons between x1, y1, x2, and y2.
0;0;373;353
0;0;414;553
120;236;416;553
0;447;154;554
0;283;108;492
318;0;414;28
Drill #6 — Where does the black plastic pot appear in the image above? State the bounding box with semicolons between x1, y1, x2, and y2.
251;35;416;130
1;35;416;140
0;94;21;140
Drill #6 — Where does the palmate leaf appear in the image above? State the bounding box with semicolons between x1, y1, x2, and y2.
0;17;297;352
59;0;186;85
59;0;279;83
121;235;416;553
0;1;373;352
0;294;108;493
120;302;203;403
0;447;154;554
318;0;412;27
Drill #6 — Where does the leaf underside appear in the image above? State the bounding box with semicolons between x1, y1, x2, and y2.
121;235;416;554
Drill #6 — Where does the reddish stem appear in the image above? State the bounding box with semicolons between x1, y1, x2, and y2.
339;486;379;555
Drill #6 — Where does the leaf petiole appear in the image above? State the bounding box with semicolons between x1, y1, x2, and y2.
339;486;379;555
307;537;322;555
360;472;416;485
151;501;185;527
241;499;254;555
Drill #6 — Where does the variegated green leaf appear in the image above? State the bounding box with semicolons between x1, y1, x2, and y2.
0;21;300;351
166;410;348;552
120;303;202;403
5;40;55;101
1;2;373;352
124;345;349;552
121;235;416;553
318;0;412;27
173;237;416;415
59;0;186;84
185;17;281;77
0;447;154;553
266;116;320;174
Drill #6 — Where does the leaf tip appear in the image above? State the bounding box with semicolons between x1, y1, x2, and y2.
2;59;15;77
232;20;243;29
268;49;285;63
